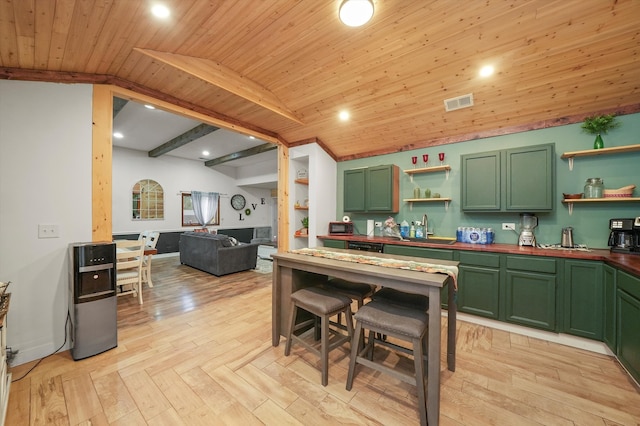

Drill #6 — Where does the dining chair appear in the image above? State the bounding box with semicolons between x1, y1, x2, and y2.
115;239;145;304
138;231;160;288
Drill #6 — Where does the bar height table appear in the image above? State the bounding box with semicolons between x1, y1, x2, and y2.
271;248;458;426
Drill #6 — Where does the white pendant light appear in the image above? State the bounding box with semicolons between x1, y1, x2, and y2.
339;0;374;27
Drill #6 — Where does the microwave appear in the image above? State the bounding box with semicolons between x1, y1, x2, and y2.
328;221;354;235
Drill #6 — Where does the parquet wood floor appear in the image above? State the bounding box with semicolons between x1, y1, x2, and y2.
7;256;640;425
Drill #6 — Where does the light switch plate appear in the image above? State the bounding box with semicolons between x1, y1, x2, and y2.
38;224;59;238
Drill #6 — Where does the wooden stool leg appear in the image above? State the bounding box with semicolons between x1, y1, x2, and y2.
284;301;297;356
321;314;329;386
413;336;428;426
346;320;363;390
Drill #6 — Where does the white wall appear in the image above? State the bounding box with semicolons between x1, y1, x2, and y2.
113;147;274;234
0;80;275;366
0;80;93;365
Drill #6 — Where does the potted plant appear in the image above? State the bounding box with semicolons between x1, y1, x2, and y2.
581;114;621;149
300;216;309;235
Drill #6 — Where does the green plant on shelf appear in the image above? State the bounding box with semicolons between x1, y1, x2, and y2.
581;114;620;149
301;216;309;229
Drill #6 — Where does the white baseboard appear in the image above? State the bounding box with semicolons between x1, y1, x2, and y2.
446;312;614;356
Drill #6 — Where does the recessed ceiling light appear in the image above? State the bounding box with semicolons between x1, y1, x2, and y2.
144;104;156;110
249;136;255;139
339;0;374;27
151;4;170;19
202;150;210;156
339;110;350;121
479;65;494;77
113;132;124;139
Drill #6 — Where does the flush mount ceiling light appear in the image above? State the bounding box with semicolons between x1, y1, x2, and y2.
113;132;124;139
151;4;170;19
479;65;495;77
339;0;374;27
338;110;350;121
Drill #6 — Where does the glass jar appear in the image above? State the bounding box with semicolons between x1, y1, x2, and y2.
584;177;604;199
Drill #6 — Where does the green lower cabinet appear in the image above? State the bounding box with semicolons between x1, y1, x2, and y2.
504;255;557;331
603;264;616;350
616;271;640;384
563;260;603;340
457;252;500;319
322;239;346;249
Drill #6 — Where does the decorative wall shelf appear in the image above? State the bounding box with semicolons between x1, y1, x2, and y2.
561;143;640;170
403;197;452;211
403;165;451;182
562;197;640;215
294;206;309;210
294;178;309;185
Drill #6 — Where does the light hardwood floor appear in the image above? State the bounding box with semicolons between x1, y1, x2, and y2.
7;256;640;425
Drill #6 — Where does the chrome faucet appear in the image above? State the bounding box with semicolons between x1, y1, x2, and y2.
422;213;428;239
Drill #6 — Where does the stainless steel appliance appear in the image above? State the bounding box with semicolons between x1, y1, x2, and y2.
518;213;538;246
608;218;640;254
69;242;117;360
561;227;574;248
328;221;354;235
347;241;383;252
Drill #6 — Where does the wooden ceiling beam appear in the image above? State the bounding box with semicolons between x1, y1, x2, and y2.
204;143;277;167
148;124;220;158
133;48;304;125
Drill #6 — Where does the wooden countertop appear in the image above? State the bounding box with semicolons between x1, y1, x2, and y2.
318;235;640;277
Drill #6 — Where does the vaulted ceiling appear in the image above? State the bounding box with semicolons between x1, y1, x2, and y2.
1;0;639;161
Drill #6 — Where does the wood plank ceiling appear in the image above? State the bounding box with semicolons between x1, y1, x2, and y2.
1;0;639;161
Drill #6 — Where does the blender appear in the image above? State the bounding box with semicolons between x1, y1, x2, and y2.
518;213;538;246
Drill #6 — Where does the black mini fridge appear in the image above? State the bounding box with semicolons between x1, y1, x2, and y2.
69;242;117;360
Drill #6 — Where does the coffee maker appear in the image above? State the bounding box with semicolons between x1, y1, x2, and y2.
518;213;538;246
608;217;640;254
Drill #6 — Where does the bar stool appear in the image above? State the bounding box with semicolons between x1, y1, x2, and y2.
322;277;376;327
346;300;429;425
285;286;355;386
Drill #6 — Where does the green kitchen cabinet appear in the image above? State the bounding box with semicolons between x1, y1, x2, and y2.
603;264;616;351
461;143;554;212
457;251;501;319
322;239;346;249
344;165;399;213
504;255;557;331
616;270;640;384
563;260;603;340
461;150;501;211
343;168;366;212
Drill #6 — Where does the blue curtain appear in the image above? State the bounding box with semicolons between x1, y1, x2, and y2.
191;191;219;227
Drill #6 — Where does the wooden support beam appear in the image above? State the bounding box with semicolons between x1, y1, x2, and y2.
204;143;277;167
133;48;304;125
148;123;219;157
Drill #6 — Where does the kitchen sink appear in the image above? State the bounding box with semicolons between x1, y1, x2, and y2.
404;237;456;245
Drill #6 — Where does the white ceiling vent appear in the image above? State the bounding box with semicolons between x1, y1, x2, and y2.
444;93;474;112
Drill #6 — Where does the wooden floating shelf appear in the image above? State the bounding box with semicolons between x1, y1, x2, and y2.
403;165;451;174
403;197;452;202
562;197;640;203
560;143;640;159
294;178;309;185
294;206;309;210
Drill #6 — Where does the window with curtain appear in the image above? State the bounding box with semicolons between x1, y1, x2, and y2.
182;193;220;226
132;179;164;220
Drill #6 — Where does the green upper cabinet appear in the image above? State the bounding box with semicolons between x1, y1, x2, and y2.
344;165;399;213
344;168;366;212
461;143;554;212
461;150;501;211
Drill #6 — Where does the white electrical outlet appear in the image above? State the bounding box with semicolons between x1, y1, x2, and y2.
502;223;516;231
375;221;382;227
38;224;60;238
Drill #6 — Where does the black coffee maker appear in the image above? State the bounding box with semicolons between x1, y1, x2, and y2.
608;217;640;254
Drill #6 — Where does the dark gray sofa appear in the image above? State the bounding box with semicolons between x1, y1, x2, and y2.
179;232;259;276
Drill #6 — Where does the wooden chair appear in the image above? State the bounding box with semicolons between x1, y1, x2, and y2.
138;231;159;288
116;240;145;304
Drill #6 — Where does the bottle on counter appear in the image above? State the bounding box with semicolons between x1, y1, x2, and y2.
415;223;425;238
400;220;409;238
410;222;416;238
